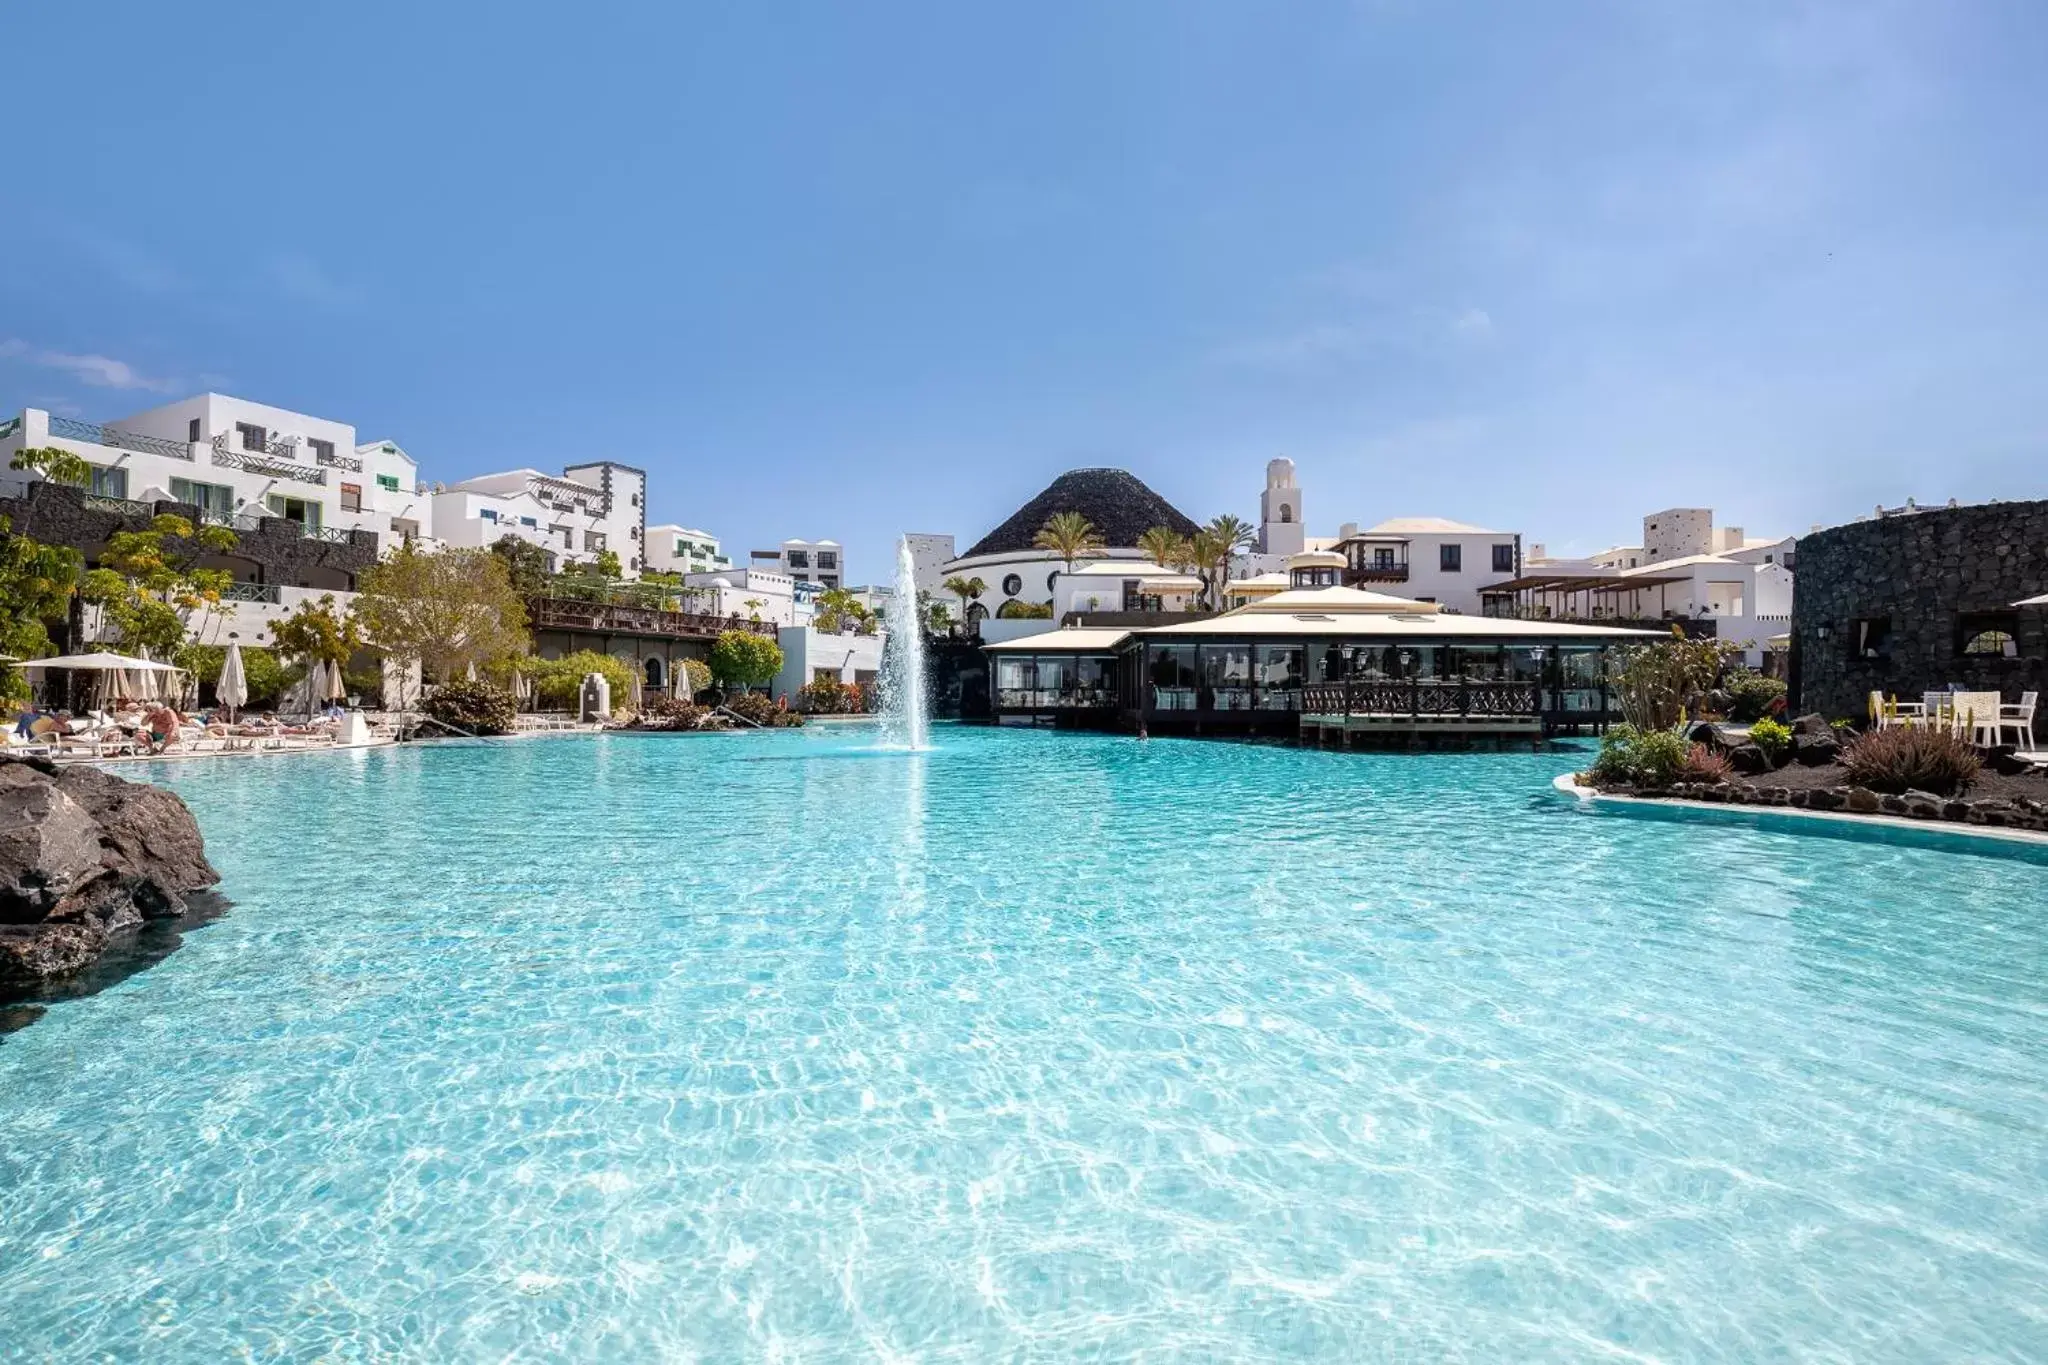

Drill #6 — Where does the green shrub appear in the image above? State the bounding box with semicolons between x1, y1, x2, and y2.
1588;723;1689;788
1723;669;1788;722
1748;717;1792;765
422;680;515;735
526;650;636;711
1842;726;1981;796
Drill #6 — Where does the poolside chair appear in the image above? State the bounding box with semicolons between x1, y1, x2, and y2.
1994;691;2038;751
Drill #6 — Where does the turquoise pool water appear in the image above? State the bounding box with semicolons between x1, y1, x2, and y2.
4;726;2047;1360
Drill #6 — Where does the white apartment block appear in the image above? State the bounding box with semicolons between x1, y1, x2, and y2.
680;567;813;628
3;396;426;550
644;524;730;576
1327;518;1523;615
431;461;647;576
902;533;955;598
751;538;844;589
1511;507;1797;662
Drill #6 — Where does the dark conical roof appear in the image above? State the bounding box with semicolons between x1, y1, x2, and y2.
963;468;1202;558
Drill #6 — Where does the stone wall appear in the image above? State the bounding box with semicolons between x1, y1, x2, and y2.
1790;499;2048;733
0;482;377;587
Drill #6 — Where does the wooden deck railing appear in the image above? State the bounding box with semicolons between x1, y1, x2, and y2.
527;596;781;641
1300;679;1539;718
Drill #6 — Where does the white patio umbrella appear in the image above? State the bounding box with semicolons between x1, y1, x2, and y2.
21;653;181;712
217;641;249;718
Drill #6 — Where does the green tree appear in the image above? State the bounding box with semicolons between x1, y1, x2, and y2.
814;586;860;633
1201;513;1257;608
489;534;553;597
592;548;624;579
1032;511;1105;581
942;574;986;626
1609;632;1745;731
355;543;530;683
709;629;783;691
0;517;84;701
269;593;363;669
79;513;240;655
520;649;636;710
1137;526;1187;571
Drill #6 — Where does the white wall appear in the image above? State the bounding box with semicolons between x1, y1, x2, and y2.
771;626;883;701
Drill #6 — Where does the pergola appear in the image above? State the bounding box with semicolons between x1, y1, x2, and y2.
1478;572;1689;623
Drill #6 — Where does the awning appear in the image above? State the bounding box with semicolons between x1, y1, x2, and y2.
21;652;184;673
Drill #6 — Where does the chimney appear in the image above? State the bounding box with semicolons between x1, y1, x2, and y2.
1339;521;1359;539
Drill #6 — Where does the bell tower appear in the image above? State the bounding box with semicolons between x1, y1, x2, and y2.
1259;457;1305;556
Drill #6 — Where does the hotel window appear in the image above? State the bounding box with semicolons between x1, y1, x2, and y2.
308;438;334;464
376;473;400;492
1440;544;1462;572
187;418;201;442
170;478;235;516
787;550;810;568
1957;611;2020;658
340;482;363;513
818;552;838;570
88;465;129;498
236;422;266;452
1491;543;1515;574
480;508;498;522
554;526;573;548
1373;546;1397;570
267;494;320;529
586;531;607;552
1002;573;1023;596
1849;617;1891;660
520;516;538;528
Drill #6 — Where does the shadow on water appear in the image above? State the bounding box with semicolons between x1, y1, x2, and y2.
0;892;233;1040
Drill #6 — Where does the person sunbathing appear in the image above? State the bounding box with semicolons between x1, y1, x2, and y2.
143;704;185;754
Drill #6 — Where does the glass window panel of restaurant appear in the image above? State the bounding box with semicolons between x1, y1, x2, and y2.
1255;645;1303;709
1200;644;1254;709
1558;646;1606;712
1036;654;1075;699
996;656;1030;703
1148;644;1198;710
1443;646;1504;680
1077;656;1113;703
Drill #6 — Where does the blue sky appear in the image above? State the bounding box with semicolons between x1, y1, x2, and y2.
6;1;2044;582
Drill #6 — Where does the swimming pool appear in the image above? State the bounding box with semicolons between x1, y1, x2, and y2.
4;726;2045;1360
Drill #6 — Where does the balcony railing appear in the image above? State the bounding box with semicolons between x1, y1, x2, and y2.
211;434;327;486
316;449;364;473
1346;564;1411;584
1300;679;1539;719
81;494;156;517
295;524;355;544
528;595;780;642
220;582;282;604
50;415;195;461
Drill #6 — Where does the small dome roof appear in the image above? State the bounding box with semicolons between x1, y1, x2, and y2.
1287;549;1347;569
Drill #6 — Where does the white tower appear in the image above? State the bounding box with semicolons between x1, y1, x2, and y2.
1259;457;1305;556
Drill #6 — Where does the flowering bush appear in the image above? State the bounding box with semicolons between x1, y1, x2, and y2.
1679;742;1733;784
797;678;868;714
1747;717;1793;765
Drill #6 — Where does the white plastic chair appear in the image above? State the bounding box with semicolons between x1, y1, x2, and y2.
1996;691;2039;750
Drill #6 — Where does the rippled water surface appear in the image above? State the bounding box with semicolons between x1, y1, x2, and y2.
4;726;2048;1361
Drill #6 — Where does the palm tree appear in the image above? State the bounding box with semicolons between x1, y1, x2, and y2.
1137;525;1185;571
1185;527;1227;610
1205;513;1257;607
1032;511;1105;583
942;575;985;629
